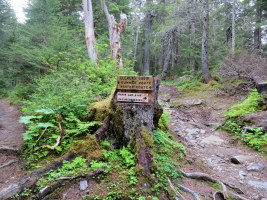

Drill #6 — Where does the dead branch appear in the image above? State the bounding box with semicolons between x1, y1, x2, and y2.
176;183;200;200
0;152;74;200
46;137;61;150
37;167;105;199
31;127;48;152
46;121;64;150
180;170;249;200
167;178;186;200
0;159;18;169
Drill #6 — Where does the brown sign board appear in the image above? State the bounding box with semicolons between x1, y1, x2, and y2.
117;92;149;103
117;76;154;91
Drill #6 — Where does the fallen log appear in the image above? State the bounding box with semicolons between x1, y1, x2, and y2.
0;152;74;200
37;167;105;199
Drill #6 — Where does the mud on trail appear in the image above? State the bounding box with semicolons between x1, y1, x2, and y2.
0;99;26;191
159;84;267;200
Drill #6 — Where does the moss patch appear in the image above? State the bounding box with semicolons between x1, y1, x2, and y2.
89;89;115;121
71;134;103;161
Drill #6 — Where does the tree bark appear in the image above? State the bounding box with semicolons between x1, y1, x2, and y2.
254;1;262;51
232;0;236;57
100;0;127;68
162;37;172;80
201;0;211;83
82;0;98;63
142;11;152;75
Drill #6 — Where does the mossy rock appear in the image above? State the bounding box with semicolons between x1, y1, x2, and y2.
70;134;103;161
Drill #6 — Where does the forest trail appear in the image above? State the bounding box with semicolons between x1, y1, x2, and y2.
0;99;26;191
159;84;267;200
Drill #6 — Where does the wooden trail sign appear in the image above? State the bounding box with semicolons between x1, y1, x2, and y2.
116;75;154;104
117;76;153;90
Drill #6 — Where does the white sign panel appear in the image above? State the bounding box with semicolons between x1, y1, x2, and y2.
117;92;149;103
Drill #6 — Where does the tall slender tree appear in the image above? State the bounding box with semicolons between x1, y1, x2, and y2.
201;0;211;83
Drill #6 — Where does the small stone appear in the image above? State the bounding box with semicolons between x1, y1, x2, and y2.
230;155;255;164
79;180;88;191
239;170;248;179
247;162;266;171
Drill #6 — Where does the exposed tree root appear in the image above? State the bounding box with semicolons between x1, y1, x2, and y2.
176;183;201;200
0;159;18;169
37;167;105;199
94;116;110;142
0;146;20;155
167;178;186;200
180;170;249;200
0;152;74;200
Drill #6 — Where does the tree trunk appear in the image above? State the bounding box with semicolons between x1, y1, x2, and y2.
254;1;262;51
232;0;236;57
142;11;152;75
189;0;196;73
201;0;211;83
162;37;172;80
90;78;163;176
100;0;127;68
82;0;98;63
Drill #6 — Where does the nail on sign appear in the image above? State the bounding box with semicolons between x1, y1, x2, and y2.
117;76;153;91
117;92;149;103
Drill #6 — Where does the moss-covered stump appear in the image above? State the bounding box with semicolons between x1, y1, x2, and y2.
90;78;163;175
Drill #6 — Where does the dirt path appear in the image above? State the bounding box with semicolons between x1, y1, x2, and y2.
0;99;26;191
159;84;267;200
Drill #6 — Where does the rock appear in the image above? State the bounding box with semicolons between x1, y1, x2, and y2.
79;180;88;191
247;162;266;171
200;135;224;145
248;181;267;192
241;111;267;131
230;155;255;164
183;99;203;107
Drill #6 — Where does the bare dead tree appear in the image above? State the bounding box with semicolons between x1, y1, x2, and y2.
100;0;127;68
82;0;98;63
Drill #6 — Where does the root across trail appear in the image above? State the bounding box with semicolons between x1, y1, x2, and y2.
159;84;267;200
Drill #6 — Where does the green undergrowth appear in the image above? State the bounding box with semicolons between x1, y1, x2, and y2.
222;120;267;153
225;89;263;119
222;89;267;153
14;55;136;166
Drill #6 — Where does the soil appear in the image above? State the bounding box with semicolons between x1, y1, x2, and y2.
159;83;267;200
0;99;26;191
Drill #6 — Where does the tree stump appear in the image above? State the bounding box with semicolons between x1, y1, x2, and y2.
92;76;163;175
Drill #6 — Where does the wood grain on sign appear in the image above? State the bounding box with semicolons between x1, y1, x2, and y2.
117;92;149;103
117;76;154;91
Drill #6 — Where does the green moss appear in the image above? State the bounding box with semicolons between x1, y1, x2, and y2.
158;110;170;131
212;183;222;190
225;89;263;119
140;128;154;148
71;134;103;161
89;88;115;121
